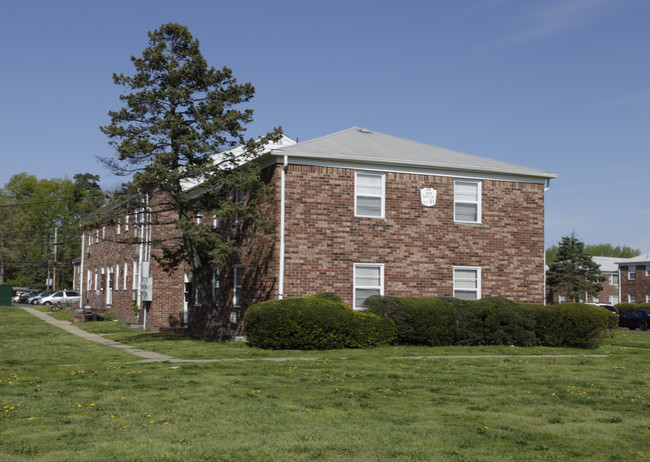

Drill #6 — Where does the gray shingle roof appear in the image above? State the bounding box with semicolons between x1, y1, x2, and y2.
617;253;650;265
272;127;557;180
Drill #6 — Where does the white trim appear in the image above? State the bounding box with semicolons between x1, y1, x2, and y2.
629;265;636;280
353;263;384;310
279;155;288;299
454;180;482;224
453;266;482;300
261;156;551;185
355;171;385;219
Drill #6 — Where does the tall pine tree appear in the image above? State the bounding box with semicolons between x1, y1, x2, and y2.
100;23;282;339
547;234;605;303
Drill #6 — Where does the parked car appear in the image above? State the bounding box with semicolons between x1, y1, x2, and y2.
29;291;56;304
38;290;80;306
17;291;40;304
618;309;650;331
586;303;620;317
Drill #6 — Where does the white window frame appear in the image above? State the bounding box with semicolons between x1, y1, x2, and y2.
454;180;482;224
102;225;106;240
212;268;220;305
117;218;121;235
123;260;128;291
87;268;92;291
609;273;619;287
233;265;243;308
629;294;637;303
609;295;619;305
646;265;650;277
353;263;385;310
354;171;385;219
115;263;120;291
629;265;636;280
646;294;650;303
453;266;482;300
132;259;139;290
125;214;130;232
196;211;203;224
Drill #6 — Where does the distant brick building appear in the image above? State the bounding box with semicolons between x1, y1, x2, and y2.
77;127;557;335
617;254;650;304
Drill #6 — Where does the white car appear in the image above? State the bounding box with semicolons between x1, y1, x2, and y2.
39;290;80;305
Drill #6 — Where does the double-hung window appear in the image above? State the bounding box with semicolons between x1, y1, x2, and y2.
629;294;637;303
629;265;636;280
355;172;385;218
453;266;481;300
454;180;481;223
354;263;384;309
609;273;619;287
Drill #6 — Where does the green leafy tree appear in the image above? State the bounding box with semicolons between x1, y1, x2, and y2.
99;23;282;339
547;235;605;303
546;242;640;264
1;173;105;289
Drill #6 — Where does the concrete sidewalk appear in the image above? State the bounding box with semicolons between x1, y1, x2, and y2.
19;306;318;364
20;306;175;362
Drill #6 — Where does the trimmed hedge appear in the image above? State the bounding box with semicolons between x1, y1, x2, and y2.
454;297;537;346
364;296;457;346
243;294;396;350
366;295;614;348
518;302;616;348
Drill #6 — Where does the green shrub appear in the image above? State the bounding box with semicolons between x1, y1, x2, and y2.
519;303;613;348
454;297;537;346
243;295;395;350
365;296;457;345
615;302;650;315
351;311;397;348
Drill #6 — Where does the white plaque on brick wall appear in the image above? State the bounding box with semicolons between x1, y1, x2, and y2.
420;188;437;207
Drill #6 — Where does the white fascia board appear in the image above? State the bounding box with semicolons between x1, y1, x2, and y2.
263;154;553;185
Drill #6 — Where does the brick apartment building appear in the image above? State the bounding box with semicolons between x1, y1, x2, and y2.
548;256;622;305
617;253;650;304
76;127;558;335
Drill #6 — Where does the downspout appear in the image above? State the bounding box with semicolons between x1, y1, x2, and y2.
137;198;144;323
279;155;288;299
543;179;551;305
79;232;85;308
618;266;622;304
143;193;150;330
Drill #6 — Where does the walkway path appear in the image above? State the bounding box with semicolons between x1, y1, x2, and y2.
20;306;317;363
20;306;608;363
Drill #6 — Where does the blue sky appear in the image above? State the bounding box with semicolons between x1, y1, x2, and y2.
1;0;648;251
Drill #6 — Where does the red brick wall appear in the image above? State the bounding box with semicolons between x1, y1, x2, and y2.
81;162;549;335
275;165;546;306
620;265;650;303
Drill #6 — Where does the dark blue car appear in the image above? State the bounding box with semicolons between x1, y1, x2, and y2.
618;309;650;331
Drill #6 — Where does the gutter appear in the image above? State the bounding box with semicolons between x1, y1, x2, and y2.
279;155;288;299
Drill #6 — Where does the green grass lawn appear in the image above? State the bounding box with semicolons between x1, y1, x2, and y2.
1;306;649;461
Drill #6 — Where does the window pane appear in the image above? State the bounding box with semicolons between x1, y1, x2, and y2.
455;203;477;222
356;266;381;286
356;173;382;195
355;288;380;308
454;290;478;300
357;197;382;217
455;182;478;201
